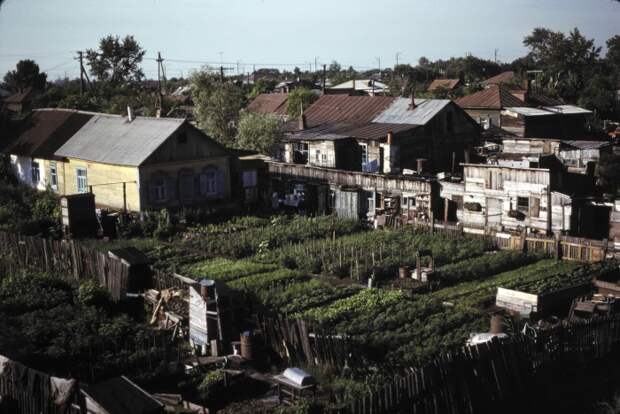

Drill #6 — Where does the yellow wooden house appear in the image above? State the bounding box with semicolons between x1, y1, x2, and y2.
54;113;232;212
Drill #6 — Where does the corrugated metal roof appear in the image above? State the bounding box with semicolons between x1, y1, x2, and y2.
456;85;526;109
329;79;389;92
5;109;94;159
562;140;611;150
55;115;185;166
427;79;460;91
542;105;592;115
303;95;395;127
372;98;451;125
246;93;288;115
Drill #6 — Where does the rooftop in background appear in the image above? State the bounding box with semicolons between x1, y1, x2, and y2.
245;93;288;116
54;114;186;166
456;84;526;109
427;79;461;92
504;107;555;117
372;98;451;125
3;87;34;104
287;122;417;141
329;79;390;95
542;105;593;115
482;71;516;86
3;108;95;160
561;140;612;150
302;95;395;128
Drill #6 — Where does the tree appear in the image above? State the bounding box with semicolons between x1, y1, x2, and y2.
597;153;620;195
606;35;620;72
191;70;245;146
523;27;601;102
3;60;47;92
236;112;283;154
287;87;318;118
86;35;145;87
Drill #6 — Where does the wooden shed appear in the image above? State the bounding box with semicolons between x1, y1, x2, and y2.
104;247;152;301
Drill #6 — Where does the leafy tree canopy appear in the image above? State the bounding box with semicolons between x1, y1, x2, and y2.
3;59;47;92
86;35;145;87
287;87;318;118
236;112;283;154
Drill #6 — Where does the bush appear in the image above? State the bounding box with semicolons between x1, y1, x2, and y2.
198;369;226;401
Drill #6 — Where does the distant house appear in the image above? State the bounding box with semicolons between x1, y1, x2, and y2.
4;109;94;192
3;87;35;115
273;79;319;94
54;112;232;212
440;162;573;234
280;94;480;174
482;71;519;87
500;105;593;139
558;140;613;172
327;79;390;96
427;79;461;92
245;93;289;117
456;84;526;129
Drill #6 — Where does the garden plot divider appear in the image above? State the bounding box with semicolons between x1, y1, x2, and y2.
333;314;620;414
404;219;609;263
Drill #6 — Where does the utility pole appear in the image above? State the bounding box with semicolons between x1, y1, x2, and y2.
156;52;165;112
322;64;326;93
78;51;84;95
395;52;401;67
376;57;381;79
220;66;224;81
494;49;498;64
76;51;91;96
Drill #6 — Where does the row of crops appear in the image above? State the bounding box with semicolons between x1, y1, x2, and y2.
129;214;613;368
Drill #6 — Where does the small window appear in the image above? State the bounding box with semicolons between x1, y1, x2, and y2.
177;132;188;144
321;153;327;163
50;161;57;190
315;149;321;163
360;143;368;165
153;178;167;201
479;116;492;130
200;170;217;196
76;168;88;193
517;197;529;213
31;161;40;184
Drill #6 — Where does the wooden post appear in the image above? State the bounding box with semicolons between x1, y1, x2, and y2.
444;198;449;223
123;182;127;213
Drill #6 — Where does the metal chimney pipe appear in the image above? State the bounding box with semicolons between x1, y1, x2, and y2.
127;106;134;122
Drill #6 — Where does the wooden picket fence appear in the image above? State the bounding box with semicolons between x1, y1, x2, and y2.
331;314;620;414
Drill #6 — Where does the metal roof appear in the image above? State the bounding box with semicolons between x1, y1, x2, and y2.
55;114;185;166
372;98;451;125
5;109;94;159
287;122;417;142
329;79;389;92
482;71;516;86
246;93;288;115
504;107;554;117
542;105;592;115
456;85;526;109
561;140;612;150
303;95;395;127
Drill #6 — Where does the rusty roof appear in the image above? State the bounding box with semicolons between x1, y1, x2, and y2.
304;95;395;127
456;85;526;109
246;93;288;116
287;122;417;142
427;79;460;91
482;71;516;86
4;109;94;159
4;87;34;104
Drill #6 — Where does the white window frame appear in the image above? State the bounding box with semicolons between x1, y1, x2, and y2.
360;143;369;165
76;167;88;193
31;161;40;184
50;161;58;190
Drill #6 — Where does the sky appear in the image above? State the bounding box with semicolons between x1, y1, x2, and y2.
0;0;619;80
